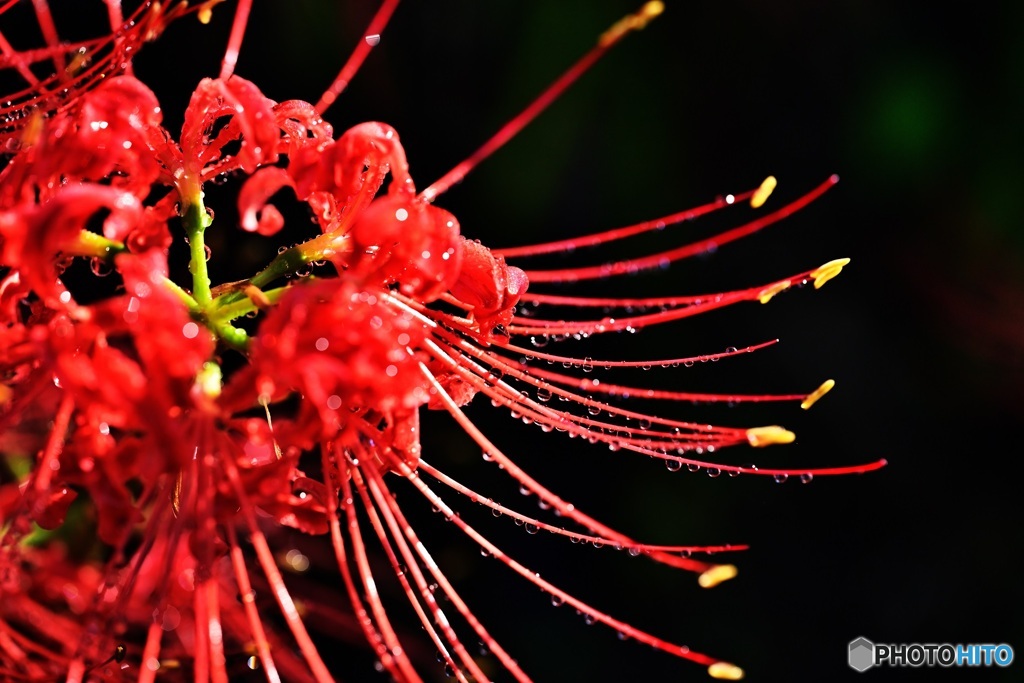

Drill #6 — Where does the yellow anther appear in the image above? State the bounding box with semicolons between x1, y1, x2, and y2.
746;426;795;447
599;1;665;47
65;47;90;76
245;284;272;310
801;379;835;410
20;109;44;148
708;662;745;680
750;175;777;209
698;564;738;588
810;257;850;290
198;7;213;24
757;279;790;304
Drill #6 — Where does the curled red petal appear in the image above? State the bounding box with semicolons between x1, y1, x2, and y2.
449;236;530;335
238;166;294;236
347;195;463;302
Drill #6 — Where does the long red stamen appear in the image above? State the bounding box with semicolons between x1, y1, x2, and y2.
221;453;334;683
391;452;736;675
220;0;253;80
316;0;402;113
349;462;483;683
225;525;282;683
364;463;534;683
335;455;422;683
420;2;665;202
418;460;745;557
495;188;756;258
521;176;838;284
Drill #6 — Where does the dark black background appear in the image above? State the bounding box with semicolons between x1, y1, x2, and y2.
126;1;1023;681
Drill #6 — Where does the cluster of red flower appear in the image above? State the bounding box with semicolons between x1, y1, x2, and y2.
0;1;882;681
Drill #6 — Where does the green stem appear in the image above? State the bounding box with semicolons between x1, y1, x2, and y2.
163;277;202;316
183;200;214;306
179;196;249;352
212;285;293;323
250;246;308;290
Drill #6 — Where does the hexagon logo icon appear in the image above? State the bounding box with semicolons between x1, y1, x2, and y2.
849;637;875;672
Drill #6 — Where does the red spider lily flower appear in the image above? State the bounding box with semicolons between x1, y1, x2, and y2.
0;2;885;682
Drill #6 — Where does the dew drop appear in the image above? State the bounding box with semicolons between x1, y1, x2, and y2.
365;34;381;46
800;473;814;484
774;473;789;484
706;467;721;478
550;594;564;607
89;258;112;277
665;460;682;472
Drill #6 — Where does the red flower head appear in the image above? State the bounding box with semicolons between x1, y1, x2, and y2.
0;2;885;682
249;278;430;440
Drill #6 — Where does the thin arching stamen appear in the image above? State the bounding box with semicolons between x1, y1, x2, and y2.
319;445;395;676
392;452;739;675
366;462;536;683
225;525;282;683
500;338;779;370
522;176;839;284
350;462;483;683
420;2;665;202
417;358;728;577
419;460;745;557
29;0;65;80
221;453;334;683
219;0;253;80
495;188;756;258
316;0;401;113
335;456;422;683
